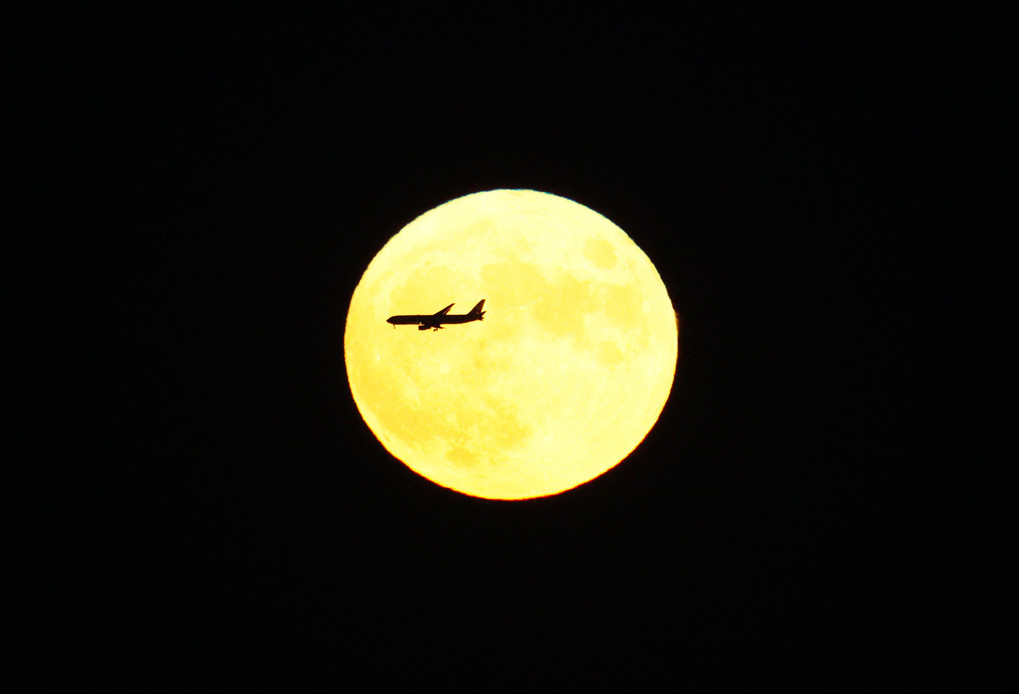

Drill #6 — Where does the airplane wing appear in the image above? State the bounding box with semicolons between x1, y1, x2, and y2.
433;303;454;316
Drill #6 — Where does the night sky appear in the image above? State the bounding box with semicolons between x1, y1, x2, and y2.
18;6;1001;688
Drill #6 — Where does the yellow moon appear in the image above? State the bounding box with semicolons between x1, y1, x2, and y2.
344;190;678;500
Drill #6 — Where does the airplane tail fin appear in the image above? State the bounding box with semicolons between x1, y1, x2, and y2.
468;299;486;320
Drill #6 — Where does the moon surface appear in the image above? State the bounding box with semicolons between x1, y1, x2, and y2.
344;190;678;500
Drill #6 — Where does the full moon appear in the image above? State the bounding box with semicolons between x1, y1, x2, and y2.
344;190;678;500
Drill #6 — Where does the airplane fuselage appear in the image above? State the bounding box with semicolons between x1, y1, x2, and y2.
386;314;480;325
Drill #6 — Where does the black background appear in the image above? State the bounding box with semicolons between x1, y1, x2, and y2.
15;6;1006;688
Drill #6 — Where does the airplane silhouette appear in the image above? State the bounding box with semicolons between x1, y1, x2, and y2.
387;300;486;331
